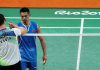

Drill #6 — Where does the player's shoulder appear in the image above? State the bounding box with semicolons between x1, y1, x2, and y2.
30;21;38;26
0;28;16;36
30;21;37;24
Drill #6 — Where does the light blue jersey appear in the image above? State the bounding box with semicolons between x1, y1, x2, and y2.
17;21;38;62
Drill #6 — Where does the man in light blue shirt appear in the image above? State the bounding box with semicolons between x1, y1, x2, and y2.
17;7;47;70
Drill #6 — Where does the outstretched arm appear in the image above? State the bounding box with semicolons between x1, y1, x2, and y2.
9;22;27;35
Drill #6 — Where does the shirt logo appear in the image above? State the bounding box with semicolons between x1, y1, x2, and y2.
32;29;36;32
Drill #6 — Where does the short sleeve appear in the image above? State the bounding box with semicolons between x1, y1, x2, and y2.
11;28;21;36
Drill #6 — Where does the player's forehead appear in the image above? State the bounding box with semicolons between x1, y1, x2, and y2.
20;12;29;16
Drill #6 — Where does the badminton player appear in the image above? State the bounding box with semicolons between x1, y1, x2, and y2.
0;14;27;70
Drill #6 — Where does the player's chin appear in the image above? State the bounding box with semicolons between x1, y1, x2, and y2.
23;20;27;23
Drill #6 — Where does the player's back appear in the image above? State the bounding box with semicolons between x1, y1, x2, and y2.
0;28;21;66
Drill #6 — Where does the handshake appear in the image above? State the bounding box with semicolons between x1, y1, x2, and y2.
9;22;18;28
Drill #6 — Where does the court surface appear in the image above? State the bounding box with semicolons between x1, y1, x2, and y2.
1;8;100;70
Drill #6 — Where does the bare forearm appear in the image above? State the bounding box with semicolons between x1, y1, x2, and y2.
38;36;46;55
41;41;46;55
9;22;27;35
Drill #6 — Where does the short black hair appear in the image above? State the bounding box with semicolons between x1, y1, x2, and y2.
20;7;30;14
0;14;5;26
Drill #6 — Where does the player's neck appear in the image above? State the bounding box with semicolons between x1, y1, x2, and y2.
23;21;30;26
0;24;6;30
